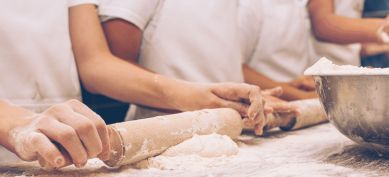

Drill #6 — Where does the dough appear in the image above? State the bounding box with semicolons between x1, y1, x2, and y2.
163;133;239;157
135;134;239;169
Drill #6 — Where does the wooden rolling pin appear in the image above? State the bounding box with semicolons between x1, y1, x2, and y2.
246;99;328;132
278;98;328;131
40;108;242;168
104;108;242;166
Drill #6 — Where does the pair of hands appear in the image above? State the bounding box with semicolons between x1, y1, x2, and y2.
169;82;299;135
8;100;110;169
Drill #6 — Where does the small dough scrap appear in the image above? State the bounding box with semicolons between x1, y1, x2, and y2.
162;133;239;157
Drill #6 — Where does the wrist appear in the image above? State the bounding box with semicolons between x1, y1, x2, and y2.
0;102;36;151
157;75;190;111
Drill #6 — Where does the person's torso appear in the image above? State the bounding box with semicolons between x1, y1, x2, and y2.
0;0;81;112
310;0;365;66
246;0;312;82
139;0;244;83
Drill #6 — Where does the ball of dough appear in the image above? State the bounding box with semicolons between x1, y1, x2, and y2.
162;134;239;157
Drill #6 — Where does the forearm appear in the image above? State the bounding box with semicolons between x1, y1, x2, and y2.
70;5;184;110
360;43;389;57
78;54;184;110
0;100;35;151
311;16;383;44
243;65;312;101
309;0;384;44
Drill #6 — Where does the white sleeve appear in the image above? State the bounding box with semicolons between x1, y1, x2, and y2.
99;0;160;30
68;0;99;7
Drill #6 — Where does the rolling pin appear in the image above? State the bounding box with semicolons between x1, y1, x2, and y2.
40;108;242;168
246;99;328;132
278;98;328;131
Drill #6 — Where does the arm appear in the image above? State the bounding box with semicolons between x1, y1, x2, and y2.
243;64;317;101
70;5;278;135
70;5;176;110
360;43;389;57
308;0;385;44
103;19;142;63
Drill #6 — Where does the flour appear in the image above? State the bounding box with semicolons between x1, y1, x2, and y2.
135;134;239;169
304;57;389;75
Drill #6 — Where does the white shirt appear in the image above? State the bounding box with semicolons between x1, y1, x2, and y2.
0;0;98;113
100;0;247;119
245;0;312;82
100;0;244;83
310;0;364;66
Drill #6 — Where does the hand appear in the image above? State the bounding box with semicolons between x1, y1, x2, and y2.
377;15;389;44
166;82;270;135
289;76;316;92
7;100;110;168
244;87;299;134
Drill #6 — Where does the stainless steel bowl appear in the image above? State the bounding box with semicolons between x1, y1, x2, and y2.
314;75;389;154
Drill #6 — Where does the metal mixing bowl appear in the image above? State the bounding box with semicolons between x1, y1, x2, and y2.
314;75;389;154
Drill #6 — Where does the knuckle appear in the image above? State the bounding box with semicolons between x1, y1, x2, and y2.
29;133;44;146
66;99;82;107
76;120;95;134
40;115;51;121
250;85;261;93
58;129;77;143
35;116;52;126
46;105;65;115
93;119;107;132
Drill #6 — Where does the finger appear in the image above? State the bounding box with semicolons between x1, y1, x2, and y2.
210;83;252;101
55;111;103;159
218;99;249;117
37;119;88;167
243;118;255;128
262;87;283;97
66;100;110;160
247;86;265;121
210;83;265;122
254;122;265;136
27;132;65;168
